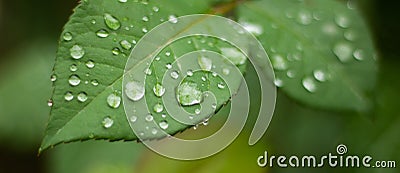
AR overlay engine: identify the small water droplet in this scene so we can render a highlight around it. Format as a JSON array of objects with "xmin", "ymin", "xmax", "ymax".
[
  {"xmin": 142, "ymin": 16, "xmax": 149, "ymax": 22},
  {"xmin": 159, "ymin": 121, "xmax": 169, "ymax": 130},
  {"xmin": 202, "ymin": 119, "xmax": 209, "ymax": 126},
  {"xmin": 217, "ymin": 83, "xmax": 226, "ymax": 89},
  {"xmin": 198, "ymin": 56, "xmax": 212, "ymax": 71},
  {"xmin": 153, "ymin": 83, "xmax": 166, "ymax": 97},
  {"xmin": 96, "ymin": 29, "xmax": 109, "ymax": 38},
  {"xmin": 125, "ymin": 81, "xmax": 145, "ymax": 101},
  {"xmin": 168, "ymin": 15, "xmax": 178, "ymax": 24},
  {"xmin": 145, "ymin": 114, "xmax": 154, "ymax": 122},
  {"xmin": 151, "ymin": 128, "xmax": 158, "ymax": 135},
  {"xmin": 77, "ymin": 92, "xmax": 88, "ymax": 102},
  {"xmin": 220, "ymin": 48, "xmax": 247, "ymax": 65},
  {"xmin": 212, "ymin": 72, "xmax": 218, "ymax": 77},
  {"xmin": 91, "ymin": 80, "xmax": 99, "ymax": 86},
  {"xmin": 63, "ymin": 32, "xmax": 73, "ymax": 41},
  {"xmin": 271, "ymin": 54, "xmax": 288, "ymax": 71},
  {"xmin": 313, "ymin": 70, "xmax": 327, "ymax": 82},
  {"xmin": 69, "ymin": 75, "xmax": 81, "ymax": 86},
  {"xmin": 201, "ymin": 76, "xmax": 207, "ymax": 82},
  {"xmin": 144, "ymin": 68, "xmax": 152, "ymax": 76},
  {"xmin": 64, "ymin": 92, "xmax": 74, "ymax": 101},
  {"xmin": 335, "ymin": 15, "xmax": 351, "ymax": 28},
  {"xmin": 297, "ymin": 10, "xmax": 312, "ymax": 25},
  {"xmin": 195, "ymin": 109, "xmax": 201, "ymax": 115},
  {"xmin": 153, "ymin": 103, "xmax": 164, "ymax": 113},
  {"xmin": 161, "ymin": 114, "xmax": 167, "ymax": 118},
  {"xmin": 118, "ymin": 0, "xmax": 127, "ymax": 3},
  {"xmin": 177, "ymin": 82, "xmax": 203, "ymax": 106},
  {"xmin": 112, "ymin": 47, "xmax": 121, "ymax": 55},
  {"xmin": 107, "ymin": 93, "xmax": 121, "ymax": 109},
  {"xmin": 211, "ymin": 103, "xmax": 217, "ymax": 109},
  {"xmin": 47, "ymin": 99, "xmax": 53, "ymax": 107},
  {"xmin": 152, "ymin": 6, "xmax": 159, "ymax": 12},
  {"xmin": 286, "ymin": 70, "xmax": 296, "ymax": 78},
  {"xmin": 102, "ymin": 117, "xmax": 114, "ymax": 129},
  {"xmin": 86, "ymin": 60, "xmax": 95, "ymax": 69},
  {"xmin": 333, "ymin": 42, "xmax": 353, "ymax": 62},
  {"xmin": 70, "ymin": 64, "xmax": 78, "ymax": 72},
  {"xmin": 51, "ymin": 74, "xmax": 57, "ymax": 82},
  {"xmin": 344, "ymin": 30, "xmax": 356, "ymax": 41},
  {"xmin": 104, "ymin": 13, "xmax": 121, "ymax": 30},
  {"xmin": 170, "ymin": 71, "xmax": 179, "ymax": 79},
  {"xmin": 186, "ymin": 70, "xmax": 194, "ymax": 77},
  {"xmin": 70, "ymin": 45, "xmax": 85, "ymax": 59},
  {"xmin": 130, "ymin": 116, "xmax": 137, "ymax": 123},
  {"xmin": 120, "ymin": 40, "xmax": 132, "ymax": 50},
  {"xmin": 353, "ymin": 49, "xmax": 364, "ymax": 61},
  {"xmin": 165, "ymin": 51, "xmax": 171, "ymax": 57},
  {"xmin": 142, "ymin": 27, "xmax": 148, "ymax": 33},
  {"xmin": 274, "ymin": 78, "xmax": 284, "ymax": 87},
  {"xmin": 91, "ymin": 19, "xmax": 96, "ymax": 25},
  {"xmin": 302, "ymin": 77, "xmax": 317, "ymax": 93},
  {"xmin": 166, "ymin": 63, "xmax": 172, "ymax": 69}
]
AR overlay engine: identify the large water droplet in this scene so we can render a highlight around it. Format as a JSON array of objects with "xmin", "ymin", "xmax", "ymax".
[
  {"xmin": 333, "ymin": 42, "xmax": 353, "ymax": 62},
  {"xmin": 77, "ymin": 92, "xmax": 88, "ymax": 102},
  {"xmin": 125, "ymin": 81, "xmax": 145, "ymax": 101},
  {"xmin": 153, "ymin": 83, "xmax": 165, "ymax": 97},
  {"xmin": 64, "ymin": 92, "xmax": 74, "ymax": 101},
  {"xmin": 158, "ymin": 121, "xmax": 168, "ymax": 130},
  {"xmin": 302, "ymin": 77, "xmax": 317, "ymax": 93},
  {"xmin": 177, "ymin": 82, "xmax": 203, "ymax": 106},
  {"xmin": 107, "ymin": 93, "xmax": 121, "ymax": 109},
  {"xmin": 69, "ymin": 75, "xmax": 81, "ymax": 86},
  {"xmin": 63, "ymin": 32, "xmax": 73, "ymax": 41},
  {"xmin": 96, "ymin": 29, "xmax": 109, "ymax": 38},
  {"xmin": 102, "ymin": 117, "xmax": 114, "ymax": 129},
  {"xmin": 271, "ymin": 54, "xmax": 288, "ymax": 71},
  {"xmin": 220, "ymin": 48, "xmax": 247, "ymax": 65},
  {"xmin": 70, "ymin": 45, "xmax": 85, "ymax": 59},
  {"xmin": 104, "ymin": 13, "xmax": 121, "ymax": 30},
  {"xmin": 153, "ymin": 103, "xmax": 164, "ymax": 113},
  {"xmin": 198, "ymin": 57, "xmax": 212, "ymax": 71}
]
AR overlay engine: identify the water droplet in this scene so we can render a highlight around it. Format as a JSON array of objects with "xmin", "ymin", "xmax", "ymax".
[
  {"xmin": 165, "ymin": 51, "xmax": 171, "ymax": 57},
  {"xmin": 107, "ymin": 93, "xmax": 121, "ymax": 108},
  {"xmin": 177, "ymin": 82, "xmax": 203, "ymax": 106},
  {"xmin": 240, "ymin": 21, "xmax": 263, "ymax": 36},
  {"xmin": 212, "ymin": 72, "xmax": 218, "ymax": 77},
  {"xmin": 271, "ymin": 54, "xmax": 288, "ymax": 71},
  {"xmin": 142, "ymin": 27, "xmax": 148, "ymax": 33},
  {"xmin": 69, "ymin": 75, "xmax": 81, "ymax": 86},
  {"xmin": 344, "ymin": 30, "xmax": 356, "ymax": 41},
  {"xmin": 302, "ymin": 77, "xmax": 317, "ymax": 93},
  {"xmin": 186, "ymin": 70, "xmax": 194, "ymax": 77},
  {"xmin": 297, "ymin": 10, "xmax": 312, "ymax": 25},
  {"xmin": 91, "ymin": 19, "xmax": 96, "ymax": 25},
  {"xmin": 201, "ymin": 76, "xmax": 207, "ymax": 82},
  {"xmin": 217, "ymin": 83, "xmax": 226, "ymax": 89},
  {"xmin": 77, "ymin": 92, "xmax": 88, "ymax": 102},
  {"xmin": 47, "ymin": 99, "xmax": 53, "ymax": 107},
  {"xmin": 166, "ymin": 63, "xmax": 172, "ymax": 69},
  {"xmin": 170, "ymin": 71, "xmax": 179, "ymax": 79},
  {"xmin": 322, "ymin": 23, "xmax": 338, "ymax": 35},
  {"xmin": 353, "ymin": 49, "xmax": 364, "ymax": 61},
  {"xmin": 347, "ymin": 0, "xmax": 356, "ymax": 10},
  {"xmin": 335, "ymin": 15, "xmax": 351, "ymax": 28},
  {"xmin": 202, "ymin": 119, "xmax": 209, "ymax": 126},
  {"xmin": 153, "ymin": 83, "xmax": 165, "ymax": 97},
  {"xmin": 69, "ymin": 64, "xmax": 78, "ymax": 72},
  {"xmin": 333, "ymin": 42, "xmax": 353, "ymax": 62},
  {"xmin": 118, "ymin": 0, "xmax": 127, "ymax": 3},
  {"xmin": 96, "ymin": 29, "xmax": 109, "ymax": 38},
  {"xmin": 195, "ymin": 109, "xmax": 201, "ymax": 115},
  {"xmin": 313, "ymin": 70, "xmax": 327, "ymax": 82},
  {"xmin": 104, "ymin": 13, "xmax": 121, "ymax": 30},
  {"xmin": 151, "ymin": 128, "xmax": 158, "ymax": 135},
  {"xmin": 161, "ymin": 114, "xmax": 167, "ymax": 118},
  {"xmin": 145, "ymin": 114, "xmax": 154, "ymax": 122},
  {"xmin": 142, "ymin": 16, "xmax": 149, "ymax": 22},
  {"xmin": 51, "ymin": 74, "xmax": 57, "ymax": 82},
  {"xmin": 198, "ymin": 57, "xmax": 212, "ymax": 71},
  {"xmin": 168, "ymin": 15, "xmax": 178, "ymax": 24},
  {"xmin": 86, "ymin": 60, "xmax": 95, "ymax": 69},
  {"xmin": 125, "ymin": 81, "xmax": 145, "ymax": 101},
  {"xmin": 112, "ymin": 47, "xmax": 121, "ymax": 55},
  {"xmin": 286, "ymin": 70, "xmax": 296, "ymax": 78},
  {"xmin": 130, "ymin": 116, "xmax": 137, "ymax": 123},
  {"xmin": 102, "ymin": 117, "xmax": 114, "ymax": 129},
  {"xmin": 159, "ymin": 121, "xmax": 169, "ymax": 130},
  {"xmin": 222, "ymin": 68, "xmax": 230, "ymax": 75},
  {"xmin": 220, "ymin": 48, "xmax": 247, "ymax": 65},
  {"xmin": 91, "ymin": 80, "xmax": 99, "ymax": 86},
  {"xmin": 274, "ymin": 78, "xmax": 284, "ymax": 87},
  {"xmin": 64, "ymin": 92, "xmax": 74, "ymax": 101},
  {"xmin": 211, "ymin": 103, "xmax": 217, "ymax": 109},
  {"xmin": 70, "ymin": 45, "xmax": 85, "ymax": 59},
  {"xmin": 153, "ymin": 103, "xmax": 164, "ymax": 113},
  {"xmin": 120, "ymin": 40, "xmax": 132, "ymax": 50},
  {"xmin": 63, "ymin": 32, "xmax": 73, "ymax": 41},
  {"xmin": 152, "ymin": 6, "xmax": 159, "ymax": 12},
  {"xmin": 144, "ymin": 68, "xmax": 152, "ymax": 76}
]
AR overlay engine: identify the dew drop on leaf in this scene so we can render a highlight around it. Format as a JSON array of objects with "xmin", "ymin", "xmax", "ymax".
[
  {"xmin": 220, "ymin": 48, "xmax": 247, "ymax": 65},
  {"xmin": 102, "ymin": 117, "xmax": 114, "ymax": 129},
  {"xmin": 353, "ymin": 49, "xmax": 364, "ymax": 61},
  {"xmin": 333, "ymin": 42, "xmax": 353, "ymax": 63},
  {"xmin": 64, "ymin": 92, "xmax": 74, "ymax": 101},
  {"xmin": 296, "ymin": 10, "xmax": 313, "ymax": 25},
  {"xmin": 153, "ymin": 103, "xmax": 164, "ymax": 113},
  {"xmin": 168, "ymin": 15, "xmax": 178, "ymax": 24},
  {"xmin": 91, "ymin": 80, "xmax": 99, "ymax": 86},
  {"xmin": 125, "ymin": 81, "xmax": 145, "ymax": 101},
  {"xmin": 217, "ymin": 83, "xmax": 226, "ymax": 89},
  {"xmin": 153, "ymin": 83, "xmax": 166, "ymax": 97},
  {"xmin": 86, "ymin": 60, "xmax": 95, "ymax": 69},
  {"xmin": 170, "ymin": 71, "xmax": 179, "ymax": 79},
  {"xmin": 271, "ymin": 54, "xmax": 288, "ymax": 71},
  {"xmin": 198, "ymin": 56, "xmax": 212, "ymax": 71},
  {"xmin": 302, "ymin": 77, "xmax": 317, "ymax": 93},
  {"xmin": 120, "ymin": 40, "xmax": 132, "ymax": 50},
  {"xmin": 77, "ymin": 92, "xmax": 88, "ymax": 102},
  {"xmin": 159, "ymin": 121, "xmax": 169, "ymax": 130},
  {"xmin": 47, "ymin": 99, "xmax": 53, "ymax": 107},
  {"xmin": 69, "ymin": 75, "xmax": 81, "ymax": 86},
  {"xmin": 70, "ymin": 45, "xmax": 85, "ymax": 59},
  {"xmin": 63, "ymin": 32, "xmax": 73, "ymax": 41},
  {"xmin": 177, "ymin": 82, "xmax": 203, "ymax": 106},
  {"xmin": 104, "ymin": 13, "xmax": 121, "ymax": 31},
  {"xmin": 107, "ymin": 93, "xmax": 121, "ymax": 109},
  {"xmin": 50, "ymin": 74, "xmax": 57, "ymax": 82},
  {"xmin": 313, "ymin": 70, "xmax": 327, "ymax": 82},
  {"xmin": 96, "ymin": 29, "xmax": 109, "ymax": 38},
  {"xmin": 130, "ymin": 116, "xmax": 137, "ymax": 123},
  {"xmin": 70, "ymin": 64, "xmax": 78, "ymax": 72},
  {"xmin": 112, "ymin": 47, "xmax": 121, "ymax": 55},
  {"xmin": 145, "ymin": 114, "xmax": 154, "ymax": 122}
]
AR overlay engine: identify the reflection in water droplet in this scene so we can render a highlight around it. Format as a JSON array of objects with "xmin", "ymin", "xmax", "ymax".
[
  {"xmin": 112, "ymin": 47, "xmax": 121, "ymax": 55},
  {"xmin": 220, "ymin": 48, "xmax": 247, "ymax": 65},
  {"xmin": 96, "ymin": 29, "xmax": 109, "ymax": 38},
  {"xmin": 142, "ymin": 27, "xmax": 148, "ymax": 33},
  {"xmin": 151, "ymin": 128, "xmax": 158, "ymax": 135},
  {"xmin": 166, "ymin": 63, "xmax": 172, "ymax": 69},
  {"xmin": 70, "ymin": 64, "xmax": 78, "ymax": 72},
  {"xmin": 47, "ymin": 99, "xmax": 53, "ymax": 107},
  {"xmin": 153, "ymin": 83, "xmax": 165, "ymax": 97},
  {"xmin": 104, "ymin": 13, "xmax": 121, "ymax": 30},
  {"xmin": 165, "ymin": 51, "xmax": 171, "ymax": 57},
  {"xmin": 333, "ymin": 42, "xmax": 353, "ymax": 62},
  {"xmin": 313, "ymin": 70, "xmax": 327, "ymax": 82},
  {"xmin": 130, "ymin": 116, "xmax": 137, "ymax": 123},
  {"xmin": 51, "ymin": 74, "xmax": 57, "ymax": 82},
  {"xmin": 107, "ymin": 93, "xmax": 121, "ymax": 108},
  {"xmin": 170, "ymin": 71, "xmax": 179, "ymax": 79},
  {"xmin": 120, "ymin": 40, "xmax": 132, "ymax": 50},
  {"xmin": 353, "ymin": 49, "xmax": 364, "ymax": 61},
  {"xmin": 70, "ymin": 45, "xmax": 85, "ymax": 59},
  {"xmin": 145, "ymin": 114, "xmax": 154, "ymax": 122},
  {"xmin": 186, "ymin": 70, "xmax": 193, "ymax": 77},
  {"xmin": 69, "ymin": 75, "xmax": 81, "ymax": 86},
  {"xmin": 274, "ymin": 78, "xmax": 283, "ymax": 87},
  {"xmin": 217, "ymin": 83, "xmax": 226, "ymax": 89},
  {"xmin": 86, "ymin": 60, "xmax": 95, "ymax": 69},
  {"xmin": 152, "ymin": 6, "xmax": 159, "ymax": 12},
  {"xmin": 198, "ymin": 57, "xmax": 212, "ymax": 71},
  {"xmin": 118, "ymin": 0, "xmax": 127, "ymax": 3},
  {"xmin": 77, "ymin": 92, "xmax": 88, "ymax": 102},
  {"xmin": 168, "ymin": 15, "xmax": 178, "ymax": 23},
  {"xmin": 302, "ymin": 77, "xmax": 317, "ymax": 93},
  {"xmin": 63, "ymin": 32, "xmax": 73, "ymax": 41},
  {"xmin": 102, "ymin": 117, "xmax": 114, "ymax": 129},
  {"xmin": 177, "ymin": 82, "xmax": 203, "ymax": 106},
  {"xmin": 144, "ymin": 68, "xmax": 152, "ymax": 75},
  {"xmin": 64, "ymin": 92, "xmax": 74, "ymax": 101},
  {"xmin": 159, "ymin": 121, "xmax": 169, "ymax": 130},
  {"xmin": 142, "ymin": 16, "xmax": 149, "ymax": 22},
  {"xmin": 153, "ymin": 103, "xmax": 164, "ymax": 113},
  {"xmin": 91, "ymin": 80, "xmax": 99, "ymax": 86},
  {"xmin": 125, "ymin": 81, "xmax": 145, "ymax": 101}
]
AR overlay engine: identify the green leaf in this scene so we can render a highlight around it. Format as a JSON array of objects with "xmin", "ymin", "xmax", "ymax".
[
  {"xmin": 41, "ymin": 0, "xmax": 245, "ymax": 151},
  {"xmin": 238, "ymin": 0, "xmax": 378, "ymax": 111}
]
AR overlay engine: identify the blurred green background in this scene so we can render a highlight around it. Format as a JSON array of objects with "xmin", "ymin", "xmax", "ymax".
[{"xmin": 0, "ymin": 0, "xmax": 399, "ymax": 172}]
